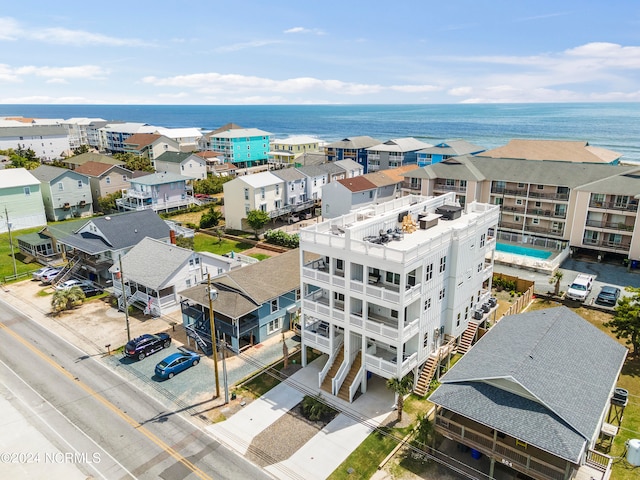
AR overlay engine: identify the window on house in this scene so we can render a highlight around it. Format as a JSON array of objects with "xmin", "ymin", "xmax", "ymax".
[
  {"xmin": 532, "ymin": 218, "xmax": 540, "ymax": 225},
  {"xmin": 105, "ymin": 176, "xmax": 111, "ymax": 184},
  {"xmin": 390, "ymin": 309, "xmax": 398, "ymax": 318},
  {"xmin": 456, "ymin": 313, "xmax": 461, "ymax": 327},
  {"xmin": 185, "ymin": 278, "xmax": 191, "ymax": 288},
  {"xmin": 425, "ymin": 263, "xmax": 433, "ymax": 281},
  {"xmin": 261, "ymin": 188, "xmax": 265, "ymax": 199},
  {"xmin": 275, "ymin": 185, "xmax": 279, "ymax": 195},
  {"xmin": 424, "ymin": 298, "xmax": 431, "ymax": 310},
  {"xmin": 439, "ymin": 288, "xmax": 446, "ymax": 300},
  {"xmin": 58, "ymin": 182, "xmax": 64, "ymax": 191},
  {"xmin": 516, "ymin": 199, "xmax": 523, "ymax": 205},
  {"xmin": 535, "ymin": 201, "xmax": 541, "ymax": 207},
  {"xmin": 24, "ymin": 187, "xmax": 31, "ymax": 196},
  {"xmin": 537, "ymin": 184, "xmax": 544, "ymax": 190},
  {"xmin": 267, "ymin": 317, "xmax": 282, "ymax": 334},
  {"xmin": 77, "ymin": 180, "xmax": 83, "ymax": 188},
  {"xmin": 423, "ymin": 333, "xmax": 429, "ymax": 347},
  {"xmin": 270, "ymin": 298, "xmax": 279, "ymax": 313},
  {"xmin": 480, "ymin": 233, "xmax": 486, "ymax": 248},
  {"xmin": 295, "ymin": 288, "xmax": 301, "ymax": 300},
  {"xmin": 122, "ymin": 175, "xmax": 127, "ymax": 182},
  {"xmin": 386, "ymin": 272, "xmax": 400, "ymax": 285},
  {"xmin": 336, "ymin": 259, "xmax": 344, "ymax": 271},
  {"xmin": 439, "ymin": 256, "xmax": 447, "ymax": 273}
]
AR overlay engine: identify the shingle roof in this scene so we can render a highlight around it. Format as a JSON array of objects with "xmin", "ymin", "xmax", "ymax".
[
  {"xmin": 74, "ymin": 161, "xmax": 127, "ymax": 177},
  {"xmin": 58, "ymin": 210, "xmax": 170, "ymax": 254},
  {"xmin": 367, "ymin": 137, "xmax": 433, "ymax": 152},
  {"xmin": 64, "ymin": 152, "xmax": 125, "ymax": 167},
  {"xmin": 575, "ymin": 169, "xmax": 640, "ymax": 196},
  {"xmin": 0, "ymin": 125, "xmax": 67, "ymax": 137},
  {"xmin": 317, "ymin": 162, "xmax": 345, "ymax": 175},
  {"xmin": 213, "ymin": 249, "xmax": 299, "ymax": 305},
  {"xmin": 108, "ymin": 237, "xmax": 192, "ymax": 290},
  {"xmin": 337, "ymin": 176, "xmax": 377, "ymax": 192},
  {"xmin": 209, "ymin": 127, "xmax": 271, "ymax": 138},
  {"xmin": 179, "ymin": 249, "xmax": 300, "ymax": 318},
  {"xmin": 271, "ymin": 168, "xmax": 307, "ymax": 182},
  {"xmin": 32, "ymin": 164, "xmax": 81, "ymax": 183},
  {"xmin": 429, "ymin": 307, "xmax": 627, "ymax": 463},
  {"xmin": 325, "ymin": 136, "xmax": 381, "ymax": 150},
  {"xmin": 478, "ymin": 139, "xmax": 622, "ymax": 163},
  {"xmin": 405, "ymin": 155, "xmax": 638, "ymax": 188},
  {"xmin": 155, "ymin": 152, "xmax": 195, "ymax": 164},
  {"xmin": 296, "ymin": 164, "xmax": 327, "ymax": 177},
  {"xmin": 132, "ymin": 172, "xmax": 186, "ymax": 185},
  {"xmin": 123, "ymin": 133, "xmax": 162, "ymax": 148},
  {"xmin": 364, "ymin": 171, "xmax": 399, "ymax": 187},
  {"xmin": 333, "ymin": 159, "xmax": 362, "ymax": 172},
  {"xmin": 418, "ymin": 139, "xmax": 485, "ymax": 155}
]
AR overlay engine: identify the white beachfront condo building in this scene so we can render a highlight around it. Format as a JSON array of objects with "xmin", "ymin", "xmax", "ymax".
[{"xmin": 299, "ymin": 192, "xmax": 499, "ymax": 402}]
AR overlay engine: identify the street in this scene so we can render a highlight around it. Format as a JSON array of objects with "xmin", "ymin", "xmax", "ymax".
[{"xmin": 0, "ymin": 298, "xmax": 270, "ymax": 480}]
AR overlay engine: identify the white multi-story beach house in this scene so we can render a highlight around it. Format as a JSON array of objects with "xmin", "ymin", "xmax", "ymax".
[{"xmin": 299, "ymin": 192, "xmax": 499, "ymax": 402}]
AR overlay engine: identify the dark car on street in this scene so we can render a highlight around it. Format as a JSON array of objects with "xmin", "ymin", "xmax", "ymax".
[
  {"xmin": 125, "ymin": 333, "xmax": 171, "ymax": 360},
  {"xmin": 596, "ymin": 286, "xmax": 621, "ymax": 306}
]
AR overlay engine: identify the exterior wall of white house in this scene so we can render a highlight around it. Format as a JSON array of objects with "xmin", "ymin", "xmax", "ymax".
[{"xmin": 299, "ymin": 193, "xmax": 499, "ymax": 400}]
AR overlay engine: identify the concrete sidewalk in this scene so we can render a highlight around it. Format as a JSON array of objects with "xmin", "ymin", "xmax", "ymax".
[{"xmin": 207, "ymin": 357, "xmax": 395, "ymax": 480}]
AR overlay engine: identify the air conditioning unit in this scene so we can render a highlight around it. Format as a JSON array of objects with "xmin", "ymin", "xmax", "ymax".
[
  {"xmin": 473, "ymin": 310, "xmax": 484, "ymax": 320},
  {"xmin": 488, "ymin": 297, "xmax": 497, "ymax": 307},
  {"xmin": 481, "ymin": 303, "xmax": 490, "ymax": 313}
]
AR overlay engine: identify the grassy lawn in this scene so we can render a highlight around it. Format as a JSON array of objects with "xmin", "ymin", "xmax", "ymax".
[
  {"xmin": 0, "ymin": 227, "xmax": 45, "ymax": 282},
  {"xmin": 193, "ymin": 233, "xmax": 254, "ymax": 256}
]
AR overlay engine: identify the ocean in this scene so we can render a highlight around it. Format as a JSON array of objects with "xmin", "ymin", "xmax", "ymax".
[{"xmin": 1, "ymin": 103, "xmax": 639, "ymax": 163}]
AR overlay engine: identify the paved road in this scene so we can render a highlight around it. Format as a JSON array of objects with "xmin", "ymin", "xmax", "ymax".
[{"xmin": 0, "ymin": 299, "xmax": 270, "ymax": 480}]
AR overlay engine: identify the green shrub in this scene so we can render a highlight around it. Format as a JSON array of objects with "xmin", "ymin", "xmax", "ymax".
[{"xmin": 263, "ymin": 229, "xmax": 299, "ymax": 248}]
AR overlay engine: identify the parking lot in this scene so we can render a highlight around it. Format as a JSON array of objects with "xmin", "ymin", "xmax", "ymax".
[{"xmin": 494, "ymin": 257, "xmax": 639, "ymax": 309}]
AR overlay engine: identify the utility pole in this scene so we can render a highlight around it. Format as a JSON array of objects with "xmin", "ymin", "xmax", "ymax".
[
  {"xmin": 5, "ymin": 207, "xmax": 17, "ymax": 278},
  {"xmin": 207, "ymin": 273, "xmax": 220, "ymax": 399},
  {"xmin": 118, "ymin": 254, "xmax": 131, "ymax": 342}
]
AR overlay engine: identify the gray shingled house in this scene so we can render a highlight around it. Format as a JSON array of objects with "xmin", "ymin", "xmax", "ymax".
[
  {"xmin": 108, "ymin": 237, "xmax": 242, "ymax": 316},
  {"xmin": 429, "ymin": 307, "xmax": 627, "ymax": 480},
  {"xmin": 56, "ymin": 210, "xmax": 171, "ymax": 285}
]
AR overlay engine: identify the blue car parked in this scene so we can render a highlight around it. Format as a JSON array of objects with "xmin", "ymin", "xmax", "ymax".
[{"xmin": 154, "ymin": 348, "xmax": 200, "ymax": 379}]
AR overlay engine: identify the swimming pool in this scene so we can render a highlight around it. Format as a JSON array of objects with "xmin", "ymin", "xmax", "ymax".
[{"xmin": 496, "ymin": 242, "xmax": 552, "ymax": 259}]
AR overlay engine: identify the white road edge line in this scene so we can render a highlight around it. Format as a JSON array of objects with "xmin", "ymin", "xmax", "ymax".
[{"xmin": 0, "ymin": 358, "xmax": 136, "ymax": 480}]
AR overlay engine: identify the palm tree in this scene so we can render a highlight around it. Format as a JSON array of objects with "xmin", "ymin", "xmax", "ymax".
[
  {"xmin": 51, "ymin": 286, "xmax": 85, "ymax": 313},
  {"xmin": 549, "ymin": 270, "xmax": 564, "ymax": 296},
  {"xmin": 386, "ymin": 375, "xmax": 414, "ymax": 422}
]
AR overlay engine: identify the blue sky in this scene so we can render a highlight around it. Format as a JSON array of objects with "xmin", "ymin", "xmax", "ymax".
[{"xmin": 1, "ymin": 0, "xmax": 640, "ymax": 105}]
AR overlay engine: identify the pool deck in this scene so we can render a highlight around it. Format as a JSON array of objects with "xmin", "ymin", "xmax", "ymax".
[{"xmin": 491, "ymin": 245, "xmax": 569, "ymax": 275}]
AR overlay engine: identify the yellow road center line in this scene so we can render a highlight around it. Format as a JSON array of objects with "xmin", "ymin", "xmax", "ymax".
[{"xmin": 0, "ymin": 321, "xmax": 214, "ymax": 480}]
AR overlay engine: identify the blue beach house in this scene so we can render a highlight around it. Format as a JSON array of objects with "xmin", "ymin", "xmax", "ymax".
[
  {"xmin": 416, "ymin": 139, "xmax": 486, "ymax": 167},
  {"xmin": 201, "ymin": 123, "xmax": 271, "ymax": 169},
  {"xmin": 178, "ymin": 249, "xmax": 301, "ymax": 354}
]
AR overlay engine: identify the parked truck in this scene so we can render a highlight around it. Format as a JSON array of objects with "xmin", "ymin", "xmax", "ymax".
[{"xmin": 566, "ymin": 273, "xmax": 594, "ymax": 302}]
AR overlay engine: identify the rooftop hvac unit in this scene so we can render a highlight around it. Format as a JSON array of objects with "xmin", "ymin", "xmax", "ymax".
[
  {"xmin": 488, "ymin": 297, "xmax": 497, "ymax": 307},
  {"xmin": 481, "ymin": 303, "xmax": 490, "ymax": 313},
  {"xmin": 435, "ymin": 205, "xmax": 463, "ymax": 220},
  {"xmin": 473, "ymin": 310, "xmax": 483, "ymax": 320}
]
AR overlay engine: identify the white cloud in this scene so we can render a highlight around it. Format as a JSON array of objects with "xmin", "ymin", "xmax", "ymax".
[
  {"xmin": 0, "ymin": 95, "xmax": 98, "ymax": 104},
  {"xmin": 143, "ymin": 72, "xmax": 391, "ymax": 96},
  {"xmin": 0, "ymin": 17, "xmax": 21, "ymax": 40},
  {"xmin": 0, "ymin": 17, "xmax": 151, "ymax": 46},
  {"xmin": 215, "ymin": 39, "xmax": 282, "ymax": 53},
  {"xmin": 15, "ymin": 65, "xmax": 109, "ymax": 79},
  {"xmin": 284, "ymin": 26, "xmax": 326, "ymax": 35},
  {"xmin": 46, "ymin": 78, "xmax": 69, "ymax": 84}
]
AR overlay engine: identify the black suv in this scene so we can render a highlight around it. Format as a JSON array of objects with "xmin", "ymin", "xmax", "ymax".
[{"xmin": 125, "ymin": 333, "xmax": 171, "ymax": 360}]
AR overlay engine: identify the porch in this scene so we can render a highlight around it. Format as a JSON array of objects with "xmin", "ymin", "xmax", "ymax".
[{"xmin": 434, "ymin": 410, "xmax": 612, "ymax": 480}]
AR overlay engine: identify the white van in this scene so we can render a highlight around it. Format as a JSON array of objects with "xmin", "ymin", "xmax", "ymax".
[{"xmin": 566, "ymin": 274, "xmax": 594, "ymax": 301}]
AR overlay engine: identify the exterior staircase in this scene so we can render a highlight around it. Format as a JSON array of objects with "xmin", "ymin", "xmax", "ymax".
[
  {"xmin": 52, "ymin": 255, "xmax": 82, "ymax": 286},
  {"xmin": 337, "ymin": 355, "xmax": 362, "ymax": 402},
  {"xmin": 457, "ymin": 321, "xmax": 480, "ymax": 355},
  {"xmin": 320, "ymin": 348, "xmax": 344, "ymax": 394},
  {"xmin": 413, "ymin": 355, "xmax": 440, "ymax": 397}
]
